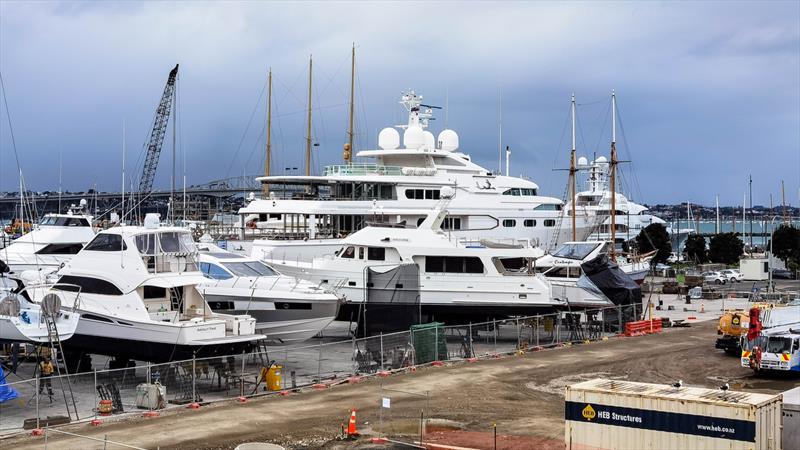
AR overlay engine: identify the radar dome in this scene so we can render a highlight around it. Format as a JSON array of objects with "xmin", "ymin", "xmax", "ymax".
[
  {"xmin": 595, "ymin": 156, "xmax": 608, "ymax": 164},
  {"xmin": 144, "ymin": 213, "xmax": 161, "ymax": 229},
  {"xmin": 378, "ymin": 127, "xmax": 400, "ymax": 150},
  {"xmin": 403, "ymin": 126, "xmax": 425, "ymax": 149},
  {"xmin": 438, "ymin": 129, "xmax": 459, "ymax": 152},
  {"xmin": 79, "ymin": 198, "xmax": 88, "ymax": 207},
  {"xmin": 577, "ymin": 156, "xmax": 588, "ymax": 166},
  {"xmin": 423, "ymin": 131, "xmax": 435, "ymax": 150}
]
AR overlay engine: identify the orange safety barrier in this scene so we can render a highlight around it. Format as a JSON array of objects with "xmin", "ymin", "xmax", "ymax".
[{"xmin": 624, "ymin": 319, "xmax": 663, "ymax": 337}]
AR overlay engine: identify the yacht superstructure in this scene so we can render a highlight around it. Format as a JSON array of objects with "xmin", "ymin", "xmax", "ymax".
[
  {"xmin": 26, "ymin": 221, "xmax": 262, "ymax": 362},
  {"xmin": 1, "ymin": 201, "xmax": 95, "ymax": 273},
  {"xmin": 233, "ymin": 91, "xmax": 594, "ymax": 262}
]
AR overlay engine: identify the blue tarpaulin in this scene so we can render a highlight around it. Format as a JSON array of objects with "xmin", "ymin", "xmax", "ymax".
[{"xmin": 0, "ymin": 368, "xmax": 19, "ymax": 403}]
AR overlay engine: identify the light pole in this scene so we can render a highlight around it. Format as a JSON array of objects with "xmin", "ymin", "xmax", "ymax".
[{"xmin": 768, "ymin": 215, "xmax": 779, "ymax": 293}]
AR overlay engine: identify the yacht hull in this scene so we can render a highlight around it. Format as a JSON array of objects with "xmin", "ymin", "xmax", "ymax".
[
  {"xmin": 0, "ymin": 312, "xmax": 79, "ymax": 344},
  {"xmin": 202, "ymin": 294, "xmax": 339, "ymax": 345}
]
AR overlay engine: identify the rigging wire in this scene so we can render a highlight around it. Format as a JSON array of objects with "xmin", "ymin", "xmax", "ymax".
[{"xmin": 224, "ymin": 78, "xmax": 268, "ymax": 179}]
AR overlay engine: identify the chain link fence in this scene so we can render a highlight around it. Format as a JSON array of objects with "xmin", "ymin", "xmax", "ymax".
[{"xmin": 0, "ymin": 303, "xmax": 644, "ymax": 434}]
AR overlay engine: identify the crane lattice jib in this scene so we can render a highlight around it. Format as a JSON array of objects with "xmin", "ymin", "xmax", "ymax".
[{"xmin": 138, "ymin": 64, "xmax": 179, "ymax": 194}]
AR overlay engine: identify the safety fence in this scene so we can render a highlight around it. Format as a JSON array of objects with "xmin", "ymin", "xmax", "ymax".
[{"xmin": 0, "ymin": 303, "xmax": 643, "ymax": 436}]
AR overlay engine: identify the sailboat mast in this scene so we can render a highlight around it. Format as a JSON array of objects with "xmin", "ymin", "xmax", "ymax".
[
  {"xmin": 498, "ymin": 89, "xmax": 502, "ymax": 174},
  {"xmin": 263, "ymin": 68, "xmax": 273, "ymax": 196},
  {"xmin": 609, "ymin": 91, "xmax": 617, "ymax": 260},
  {"xmin": 782, "ymin": 180, "xmax": 787, "ymax": 223},
  {"xmin": 715, "ymin": 195, "xmax": 720, "ymax": 234},
  {"xmin": 305, "ymin": 55, "xmax": 313, "ymax": 177},
  {"xmin": 570, "ymin": 93, "xmax": 577, "ymax": 241},
  {"xmin": 345, "ymin": 44, "xmax": 355, "ymax": 164}
]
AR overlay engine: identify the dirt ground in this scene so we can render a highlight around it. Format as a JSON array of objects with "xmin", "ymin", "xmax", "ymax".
[{"xmin": 4, "ymin": 321, "xmax": 798, "ymax": 450}]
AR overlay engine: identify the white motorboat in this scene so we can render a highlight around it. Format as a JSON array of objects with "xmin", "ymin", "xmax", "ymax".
[
  {"xmin": 195, "ymin": 243, "xmax": 341, "ymax": 345},
  {"xmin": 230, "ymin": 90, "xmax": 594, "ymax": 262},
  {"xmin": 266, "ymin": 202, "xmax": 564, "ymax": 332},
  {"xmin": 1, "ymin": 201, "xmax": 95, "ymax": 273},
  {"xmin": 0, "ymin": 276, "xmax": 80, "ymax": 344},
  {"xmin": 26, "ymin": 219, "xmax": 263, "ymax": 363}
]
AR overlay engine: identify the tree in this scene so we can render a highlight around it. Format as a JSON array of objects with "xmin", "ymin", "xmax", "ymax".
[
  {"xmin": 771, "ymin": 225, "xmax": 800, "ymax": 271},
  {"xmin": 709, "ymin": 232, "xmax": 743, "ymax": 265},
  {"xmin": 634, "ymin": 223, "xmax": 671, "ymax": 265},
  {"xmin": 683, "ymin": 234, "xmax": 708, "ymax": 263}
]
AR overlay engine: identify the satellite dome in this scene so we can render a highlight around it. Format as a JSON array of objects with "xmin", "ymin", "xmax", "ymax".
[
  {"xmin": 577, "ymin": 156, "xmax": 588, "ymax": 166},
  {"xmin": 378, "ymin": 127, "xmax": 400, "ymax": 150},
  {"xmin": 423, "ymin": 131, "xmax": 435, "ymax": 150},
  {"xmin": 79, "ymin": 198, "xmax": 88, "ymax": 207},
  {"xmin": 438, "ymin": 129, "xmax": 459, "ymax": 152},
  {"xmin": 595, "ymin": 156, "xmax": 608, "ymax": 164},
  {"xmin": 144, "ymin": 213, "xmax": 161, "ymax": 229},
  {"xmin": 403, "ymin": 126, "xmax": 425, "ymax": 149}
]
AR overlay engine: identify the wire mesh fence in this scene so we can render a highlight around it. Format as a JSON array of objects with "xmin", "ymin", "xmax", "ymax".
[{"xmin": 0, "ymin": 303, "xmax": 643, "ymax": 434}]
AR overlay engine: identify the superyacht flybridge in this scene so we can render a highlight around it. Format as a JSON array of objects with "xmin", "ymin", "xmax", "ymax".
[{"xmin": 235, "ymin": 91, "xmax": 595, "ymax": 262}]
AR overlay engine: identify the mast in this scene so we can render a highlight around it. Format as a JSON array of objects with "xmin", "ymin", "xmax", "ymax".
[
  {"xmin": 742, "ymin": 193, "xmax": 746, "ymax": 243},
  {"xmin": 498, "ymin": 89, "xmax": 502, "ymax": 174},
  {"xmin": 749, "ymin": 174, "xmax": 753, "ymax": 250},
  {"xmin": 782, "ymin": 180, "xmax": 787, "ymax": 223},
  {"xmin": 305, "ymin": 55, "xmax": 313, "ymax": 177},
  {"xmin": 263, "ymin": 68, "xmax": 273, "ymax": 196},
  {"xmin": 570, "ymin": 93, "xmax": 577, "ymax": 241},
  {"xmin": 344, "ymin": 44, "xmax": 355, "ymax": 164},
  {"xmin": 609, "ymin": 91, "xmax": 617, "ymax": 260},
  {"xmin": 715, "ymin": 195, "xmax": 720, "ymax": 234}
]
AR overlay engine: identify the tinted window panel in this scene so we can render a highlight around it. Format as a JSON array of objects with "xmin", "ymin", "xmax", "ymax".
[
  {"xmin": 84, "ymin": 234, "xmax": 126, "ymax": 251},
  {"xmin": 55, "ymin": 275, "xmax": 123, "ymax": 295},
  {"xmin": 464, "ymin": 257, "xmax": 484, "ymax": 273},
  {"xmin": 425, "ymin": 256, "xmax": 444, "ymax": 272},
  {"xmin": 36, "ymin": 243, "xmax": 84, "ymax": 255},
  {"xmin": 367, "ymin": 247, "xmax": 386, "ymax": 261}
]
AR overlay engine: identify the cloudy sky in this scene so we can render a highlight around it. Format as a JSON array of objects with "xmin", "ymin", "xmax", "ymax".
[{"xmin": 1, "ymin": 1, "xmax": 798, "ymax": 207}]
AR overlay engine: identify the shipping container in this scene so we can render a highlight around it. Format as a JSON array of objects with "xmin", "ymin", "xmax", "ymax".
[
  {"xmin": 782, "ymin": 386, "xmax": 800, "ymax": 450},
  {"xmin": 565, "ymin": 379, "xmax": 782, "ymax": 450}
]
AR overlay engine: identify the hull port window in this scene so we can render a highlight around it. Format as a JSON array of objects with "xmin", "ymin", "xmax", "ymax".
[
  {"xmin": 502, "ymin": 219, "xmax": 516, "ymax": 228},
  {"xmin": 524, "ymin": 219, "xmax": 536, "ymax": 227}
]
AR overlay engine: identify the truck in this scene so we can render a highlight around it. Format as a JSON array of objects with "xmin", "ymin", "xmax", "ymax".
[
  {"xmin": 741, "ymin": 304, "xmax": 800, "ymax": 373},
  {"xmin": 715, "ymin": 310, "xmax": 750, "ymax": 355}
]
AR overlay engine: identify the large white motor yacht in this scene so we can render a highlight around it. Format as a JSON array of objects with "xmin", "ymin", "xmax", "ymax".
[
  {"xmin": 266, "ymin": 202, "xmax": 564, "ymax": 331},
  {"xmin": 1, "ymin": 201, "xmax": 95, "ymax": 273},
  {"xmin": 195, "ymin": 243, "xmax": 340, "ymax": 345},
  {"xmin": 229, "ymin": 91, "xmax": 594, "ymax": 262},
  {"xmin": 26, "ymin": 218, "xmax": 262, "ymax": 362}
]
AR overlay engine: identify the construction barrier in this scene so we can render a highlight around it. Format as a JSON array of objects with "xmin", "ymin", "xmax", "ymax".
[{"xmin": 624, "ymin": 319, "xmax": 663, "ymax": 337}]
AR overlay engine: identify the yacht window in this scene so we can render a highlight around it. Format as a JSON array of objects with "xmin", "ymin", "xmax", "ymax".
[
  {"xmin": 535, "ymin": 204, "xmax": 563, "ymax": 211},
  {"xmin": 502, "ymin": 188, "xmax": 537, "ymax": 196},
  {"xmin": 425, "ymin": 256, "xmax": 444, "ymax": 272},
  {"xmin": 417, "ymin": 218, "xmax": 425, "ymax": 227},
  {"xmin": 341, "ymin": 246, "xmax": 355, "ymax": 259},
  {"xmin": 159, "ymin": 232, "xmax": 182, "ymax": 253},
  {"xmin": 552, "ymin": 243, "xmax": 599, "ymax": 259},
  {"xmin": 497, "ymin": 257, "xmax": 527, "ymax": 271},
  {"xmin": 425, "ymin": 256, "xmax": 483, "ymax": 274},
  {"xmin": 358, "ymin": 247, "xmax": 365, "ymax": 259},
  {"xmin": 222, "ymin": 261, "xmax": 279, "ymax": 277},
  {"xmin": 367, "ymin": 247, "xmax": 386, "ymax": 261},
  {"xmin": 54, "ymin": 275, "xmax": 123, "ymax": 295},
  {"xmin": 135, "ymin": 234, "xmax": 158, "ymax": 255},
  {"xmin": 65, "ymin": 217, "xmax": 89, "ymax": 227},
  {"xmin": 543, "ymin": 219, "xmax": 556, "ymax": 227},
  {"xmin": 524, "ymin": 219, "xmax": 536, "ymax": 227},
  {"xmin": 502, "ymin": 219, "xmax": 516, "ymax": 228},
  {"xmin": 464, "ymin": 257, "xmax": 484, "ymax": 273},
  {"xmin": 143, "ymin": 286, "xmax": 167, "ymax": 299},
  {"xmin": 36, "ymin": 243, "xmax": 84, "ymax": 255},
  {"xmin": 442, "ymin": 217, "xmax": 461, "ymax": 230},
  {"xmin": 84, "ymin": 234, "xmax": 127, "ymax": 251},
  {"xmin": 200, "ymin": 262, "xmax": 233, "ymax": 280},
  {"xmin": 546, "ymin": 267, "xmax": 571, "ymax": 278}
]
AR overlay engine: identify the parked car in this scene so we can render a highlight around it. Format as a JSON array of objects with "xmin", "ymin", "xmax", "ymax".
[
  {"xmin": 720, "ymin": 269, "xmax": 742, "ymax": 283},
  {"xmin": 771, "ymin": 268, "xmax": 797, "ymax": 280},
  {"xmin": 702, "ymin": 271, "xmax": 727, "ymax": 285}
]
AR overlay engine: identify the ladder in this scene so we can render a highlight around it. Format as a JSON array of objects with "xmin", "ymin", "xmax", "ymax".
[{"xmin": 42, "ymin": 300, "xmax": 79, "ymax": 422}]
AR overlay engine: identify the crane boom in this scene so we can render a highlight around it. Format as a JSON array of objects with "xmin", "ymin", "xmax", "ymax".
[{"xmin": 138, "ymin": 64, "xmax": 179, "ymax": 194}]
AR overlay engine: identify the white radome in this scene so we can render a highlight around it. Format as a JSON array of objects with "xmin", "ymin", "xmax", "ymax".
[
  {"xmin": 378, "ymin": 127, "xmax": 400, "ymax": 150},
  {"xmin": 578, "ymin": 156, "xmax": 589, "ymax": 166},
  {"xmin": 423, "ymin": 131, "xmax": 435, "ymax": 150},
  {"xmin": 595, "ymin": 156, "xmax": 608, "ymax": 164},
  {"xmin": 438, "ymin": 129, "xmax": 459, "ymax": 152},
  {"xmin": 403, "ymin": 126, "xmax": 425, "ymax": 149}
]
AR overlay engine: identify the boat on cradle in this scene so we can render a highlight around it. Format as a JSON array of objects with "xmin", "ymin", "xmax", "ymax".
[
  {"xmin": 266, "ymin": 202, "xmax": 566, "ymax": 334},
  {"xmin": 0, "ymin": 201, "xmax": 95, "ymax": 273},
  {"xmin": 228, "ymin": 90, "xmax": 595, "ymax": 262},
  {"xmin": 195, "ymin": 242, "xmax": 341, "ymax": 345},
  {"xmin": 25, "ymin": 218, "xmax": 263, "ymax": 363},
  {"xmin": 0, "ymin": 276, "xmax": 80, "ymax": 344},
  {"xmin": 534, "ymin": 241, "xmax": 643, "ymax": 310}
]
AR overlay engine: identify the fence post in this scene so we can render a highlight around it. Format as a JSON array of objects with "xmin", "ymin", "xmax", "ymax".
[
  {"xmin": 380, "ymin": 333, "xmax": 384, "ymax": 371},
  {"xmin": 411, "ymin": 329, "xmax": 416, "ymax": 367},
  {"xmin": 35, "ymin": 375, "xmax": 40, "ymax": 430},
  {"xmin": 317, "ymin": 341, "xmax": 323, "ymax": 382},
  {"xmin": 192, "ymin": 352, "xmax": 197, "ymax": 403},
  {"xmin": 93, "ymin": 369, "xmax": 98, "ymax": 421},
  {"xmin": 435, "ymin": 325, "xmax": 439, "ymax": 361},
  {"xmin": 618, "ymin": 305, "xmax": 622, "ymax": 334},
  {"xmin": 493, "ymin": 319, "xmax": 497, "ymax": 354},
  {"xmin": 515, "ymin": 318, "xmax": 520, "ymax": 350},
  {"xmin": 469, "ymin": 322, "xmax": 473, "ymax": 358},
  {"xmin": 535, "ymin": 315, "xmax": 540, "ymax": 347},
  {"xmin": 44, "ymin": 425, "xmax": 48, "ymax": 449}
]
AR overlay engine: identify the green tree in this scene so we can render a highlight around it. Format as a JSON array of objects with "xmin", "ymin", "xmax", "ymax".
[
  {"xmin": 771, "ymin": 224, "xmax": 800, "ymax": 271},
  {"xmin": 634, "ymin": 223, "xmax": 671, "ymax": 265},
  {"xmin": 683, "ymin": 234, "xmax": 708, "ymax": 263},
  {"xmin": 709, "ymin": 232, "xmax": 743, "ymax": 265}
]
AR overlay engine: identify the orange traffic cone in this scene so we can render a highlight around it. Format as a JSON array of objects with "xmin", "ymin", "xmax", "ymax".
[{"xmin": 347, "ymin": 408, "xmax": 359, "ymax": 437}]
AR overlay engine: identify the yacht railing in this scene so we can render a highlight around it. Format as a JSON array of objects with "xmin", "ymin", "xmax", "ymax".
[{"xmin": 323, "ymin": 164, "xmax": 404, "ymax": 176}]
